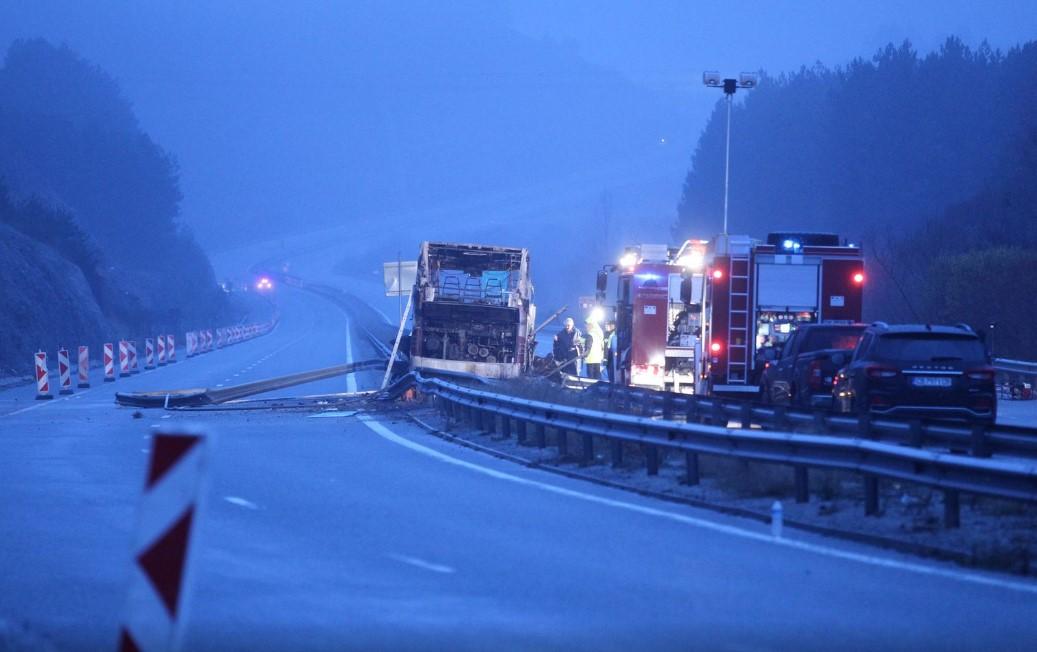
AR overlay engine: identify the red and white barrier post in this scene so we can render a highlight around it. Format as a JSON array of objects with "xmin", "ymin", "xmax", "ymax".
[
  {"xmin": 57, "ymin": 347, "xmax": 73, "ymax": 395},
  {"xmin": 104, "ymin": 343, "xmax": 116, "ymax": 382},
  {"xmin": 35, "ymin": 351, "xmax": 52, "ymax": 400},
  {"xmin": 119, "ymin": 430, "xmax": 207, "ymax": 652},
  {"xmin": 215, "ymin": 328, "xmax": 224, "ymax": 349},
  {"xmin": 145, "ymin": 339, "xmax": 155, "ymax": 369},
  {"xmin": 166, "ymin": 335, "xmax": 176, "ymax": 363},
  {"xmin": 119, "ymin": 341, "xmax": 131, "ymax": 377},
  {"xmin": 157, "ymin": 334, "xmax": 167, "ymax": 366},
  {"xmin": 78, "ymin": 345, "xmax": 90, "ymax": 388},
  {"xmin": 205, "ymin": 329, "xmax": 213, "ymax": 352},
  {"xmin": 129, "ymin": 341, "xmax": 139, "ymax": 374}
]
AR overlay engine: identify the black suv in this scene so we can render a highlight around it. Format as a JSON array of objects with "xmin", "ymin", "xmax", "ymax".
[{"xmin": 833, "ymin": 323, "xmax": 996, "ymax": 423}]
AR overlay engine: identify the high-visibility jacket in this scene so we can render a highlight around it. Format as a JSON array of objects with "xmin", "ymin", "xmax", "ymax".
[{"xmin": 584, "ymin": 323, "xmax": 605, "ymax": 364}]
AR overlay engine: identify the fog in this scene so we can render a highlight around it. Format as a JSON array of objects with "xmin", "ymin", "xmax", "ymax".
[{"xmin": 2, "ymin": 0, "xmax": 1036, "ymax": 320}]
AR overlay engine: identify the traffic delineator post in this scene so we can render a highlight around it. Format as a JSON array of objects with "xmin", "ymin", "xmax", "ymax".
[
  {"xmin": 157, "ymin": 335, "xmax": 167, "ymax": 366},
  {"xmin": 58, "ymin": 347, "xmax": 73, "ymax": 395},
  {"xmin": 35, "ymin": 351, "xmax": 52, "ymax": 400},
  {"xmin": 166, "ymin": 335, "xmax": 176, "ymax": 363},
  {"xmin": 78, "ymin": 345, "xmax": 90, "ymax": 388},
  {"xmin": 104, "ymin": 343, "xmax": 116, "ymax": 382},
  {"xmin": 145, "ymin": 339, "xmax": 155, "ymax": 369},
  {"xmin": 129, "ymin": 341, "xmax": 139, "ymax": 374},
  {"xmin": 119, "ymin": 341, "xmax": 131, "ymax": 377},
  {"xmin": 119, "ymin": 430, "xmax": 207, "ymax": 652}
]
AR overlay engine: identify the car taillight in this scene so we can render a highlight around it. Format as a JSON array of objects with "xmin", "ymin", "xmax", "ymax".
[
  {"xmin": 808, "ymin": 360, "xmax": 823, "ymax": 389},
  {"xmin": 966, "ymin": 368, "xmax": 995, "ymax": 381},
  {"xmin": 866, "ymin": 366, "xmax": 897, "ymax": 379}
]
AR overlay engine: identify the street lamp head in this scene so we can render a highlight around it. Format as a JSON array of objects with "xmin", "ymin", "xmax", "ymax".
[
  {"xmin": 738, "ymin": 72, "xmax": 759, "ymax": 88},
  {"xmin": 703, "ymin": 71, "xmax": 722, "ymax": 87}
]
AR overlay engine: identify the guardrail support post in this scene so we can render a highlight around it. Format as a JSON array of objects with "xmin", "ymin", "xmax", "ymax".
[
  {"xmin": 611, "ymin": 439, "xmax": 623, "ymax": 468},
  {"xmin": 812, "ymin": 410, "xmax": 826, "ymax": 433},
  {"xmin": 640, "ymin": 392, "xmax": 653, "ymax": 417},
  {"xmin": 858, "ymin": 413, "xmax": 873, "ymax": 439},
  {"xmin": 686, "ymin": 400, "xmax": 699, "ymax": 424},
  {"xmin": 581, "ymin": 433, "xmax": 594, "ymax": 465},
  {"xmin": 794, "ymin": 466, "xmax": 809, "ymax": 503},
  {"xmin": 740, "ymin": 402, "xmax": 752, "ymax": 429},
  {"xmin": 535, "ymin": 423, "xmax": 546, "ymax": 448},
  {"xmin": 501, "ymin": 416, "xmax": 512, "ymax": 439},
  {"xmin": 557, "ymin": 428, "xmax": 568, "ymax": 458},
  {"xmin": 943, "ymin": 490, "xmax": 960, "ymax": 529},
  {"xmin": 516, "ymin": 419, "xmax": 528, "ymax": 445},
  {"xmin": 864, "ymin": 476, "xmax": 879, "ymax": 516},
  {"xmin": 970, "ymin": 424, "xmax": 991, "ymax": 458},
  {"xmin": 712, "ymin": 401, "xmax": 726, "ymax": 427},
  {"xmin": 773, "ymin": 405, "xmax": 788, "ymax": 430},
  {"xmin": 645, "ymin": 445, "xmax": 659, "ymax": 476},
  {"xmin": 684, "ymin": 452, "xmax": 700, "ymax": 485},
  {"xmin": 908, "ymin": 419, "xmax": 924, "ymax": 447},
  {"xmin": 662, "ymin": 393, "xmax": 674, "ymax": 420}
]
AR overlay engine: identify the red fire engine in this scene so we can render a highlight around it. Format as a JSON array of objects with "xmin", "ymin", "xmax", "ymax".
[
  {"xmin": 701, "ymin": 232, "xmax": 864, "ymax": 395},
  {"xmin": 599, "ymin": 232, "xmax": 863, "ymax": 395},
  {"xmin": 597, "ymin": 240, "xmax": 708, "ymax": 393}
]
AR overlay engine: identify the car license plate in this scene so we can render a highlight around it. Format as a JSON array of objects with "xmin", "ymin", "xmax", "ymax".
[{"xmin": 912, "ymin": 376, "xmax": 952, "ymax": 388}]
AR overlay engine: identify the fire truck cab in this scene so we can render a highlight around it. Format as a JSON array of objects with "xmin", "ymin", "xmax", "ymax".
[{"xmin": 701, "ymin": 232, "xmax": 864, "ymax": 396}]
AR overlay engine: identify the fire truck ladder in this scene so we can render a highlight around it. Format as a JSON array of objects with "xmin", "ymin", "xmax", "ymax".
[{"xmin": 726, "ymin": 256, "xmax": 750, "ymax": 384}]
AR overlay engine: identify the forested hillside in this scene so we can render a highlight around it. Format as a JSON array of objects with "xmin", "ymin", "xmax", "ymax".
[
  {"xmin": 677, "ymin": 38, "xmax": 1037, "ymax": 358},
  {"xmin": 0, "ymin": 39, "xmax": 226, "ymax": 374}
]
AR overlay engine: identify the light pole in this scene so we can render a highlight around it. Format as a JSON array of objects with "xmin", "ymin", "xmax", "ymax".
[{"xmin": 703, "ymin": 71, "xmax": 758, "ymax": 235}]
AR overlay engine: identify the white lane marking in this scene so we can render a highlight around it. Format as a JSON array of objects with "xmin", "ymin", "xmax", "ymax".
[
  {"xmin": 359, "ymin": 415, "xmax": 1037, "ymax": 596},
  {"xmin": 224, "ymin": 496, "xmax": 259, "ymax": 510},
  {"xmin": 3, "ymin": 385, "xmax": 95, "ymax": 417},
  {"xmin": 215, "ymin": 384, "xmax": 225, "ymax": 388},
  {"xmin": 345, "ymin": 318, "xmax": 357, "ymax": 393},
  {"xmin": 307, "ymin": 410, "xmax": 359, "ymax": 418},
  {"xmin": 386, "ymin": 553, "xmax": 456, "ymax": 574}
]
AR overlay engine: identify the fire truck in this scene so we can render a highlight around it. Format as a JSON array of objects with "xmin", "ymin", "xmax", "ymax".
[
  {"xmin": 701, "ymin": 232, "xmax": 863, "ymax": 395},
  {"xmin": 596, "ymin": 240, "xmax": 708, "ymax": 393},
  {"xmin": 600, "ymin": 232, "xmax": 864, "ymax": 395}
]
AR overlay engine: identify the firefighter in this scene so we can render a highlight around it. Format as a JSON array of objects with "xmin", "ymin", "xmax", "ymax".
[
  {"xmin": 604, "ymin": 320, "xmax": 617, "ymax": 381},
  {"xmin": 583, "ymin": 316, "xmax": 605, "ymax": 379},
  {"xmin": 552, "ymin": 317, "xmax": 582, "ymax": 376}
]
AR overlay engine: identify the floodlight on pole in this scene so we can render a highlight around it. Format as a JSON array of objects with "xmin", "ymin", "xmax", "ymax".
[{"xmin": 703, "ymin": 71, "xmax": 758, "ymax": 235}]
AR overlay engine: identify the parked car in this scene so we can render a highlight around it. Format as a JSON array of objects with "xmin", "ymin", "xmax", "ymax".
[
  {"xmin": 759, "ymin": 323, "xmax": 866, "ymax": 407},
  {"xmin": 832, "ymin": 322, "xmax": 996, "ymax": 423}
]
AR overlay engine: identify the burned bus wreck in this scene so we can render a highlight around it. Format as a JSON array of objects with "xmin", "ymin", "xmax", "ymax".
[{"xmin": 410, "ymin": 242, "xmax": 535, "ymax": 379}]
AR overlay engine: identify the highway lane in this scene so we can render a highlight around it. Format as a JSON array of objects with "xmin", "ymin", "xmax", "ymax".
[{"xmin": 2, "ymin": 285, "xmax": 1036, "ymax": 651}]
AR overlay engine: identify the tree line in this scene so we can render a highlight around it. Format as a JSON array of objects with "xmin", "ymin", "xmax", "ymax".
[{"xmin": 677, "ymin": 37, "xmax": 1037, "ymax": 359}]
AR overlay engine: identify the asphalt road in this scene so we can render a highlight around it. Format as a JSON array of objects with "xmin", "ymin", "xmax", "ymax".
[{"xmin": 2, "ymin": 284, "xmax": 1036, "ymax": 652}]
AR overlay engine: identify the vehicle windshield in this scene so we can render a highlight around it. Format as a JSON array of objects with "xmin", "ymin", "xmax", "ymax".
[
  {"xmin": 799, "ymin": 327, "xmax": 865, "ymax": 353},
  {"xmin": 873, "ymin": 333, "xmax": 986, "ymax": 362}
]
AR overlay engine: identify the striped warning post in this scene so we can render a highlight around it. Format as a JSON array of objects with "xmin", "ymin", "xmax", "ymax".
[
  {"xmin": 157, "ymin": 335, "xmax": 167, "ymax": 366},
  {"xmin": 215, "ymin": 328, "xmax": 224, "ymax": 349},
  {"xmin": 104, "ymin": 343, "xmax": 116, "ymax": 382},
  {"xmin": 205, "ymin": 330, "xmax": 213, "ymax": 352},
  {"xmin": 145, "ymin": 339, "xmax": 155, "ymax": 369},
  {"xmin": 35, "ymin": 351, "xmax": 52, "ymax": 400},
  {"xmin": 57, "ymin": 347, "xmax": 73, "ymax": 395},
  {"xmin": 78, "ymin": 345, "xmax": 91, "ymax": 388},
  {"xmin": 119, "ymin": 341, "xmax": 131, "ymax": 377},
  {"xmin": 166, "ymin": 335, "xmax": 176, "ymax": 363},
  {"xmin": 129, "ymin": 341, "xmax": 139, "ymax": 374},
  {"xmin": 119, "ymin": 431, "xmax": 206, "ymax": 652}
]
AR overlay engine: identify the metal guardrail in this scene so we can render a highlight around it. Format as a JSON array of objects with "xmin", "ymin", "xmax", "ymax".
[
  {"xmin": 579, "ymin": 382, "xmax": 1037, "ymax": 459},
  {"xmin": 994, "ymin": 357, "xmax": 1037, "ymax": 375},
  {"xmin": 406, "ymin": 372, "xmax": 1037, "ymax": 529}
]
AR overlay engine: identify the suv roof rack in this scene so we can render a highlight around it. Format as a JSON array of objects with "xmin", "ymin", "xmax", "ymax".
[
  {"xmin": 870, "ymin": 321, "xmax": 889, "ymax": 329},
  {"xmin": 954, "ymin": 322, "xmax": 974, "ymax": 332}
]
